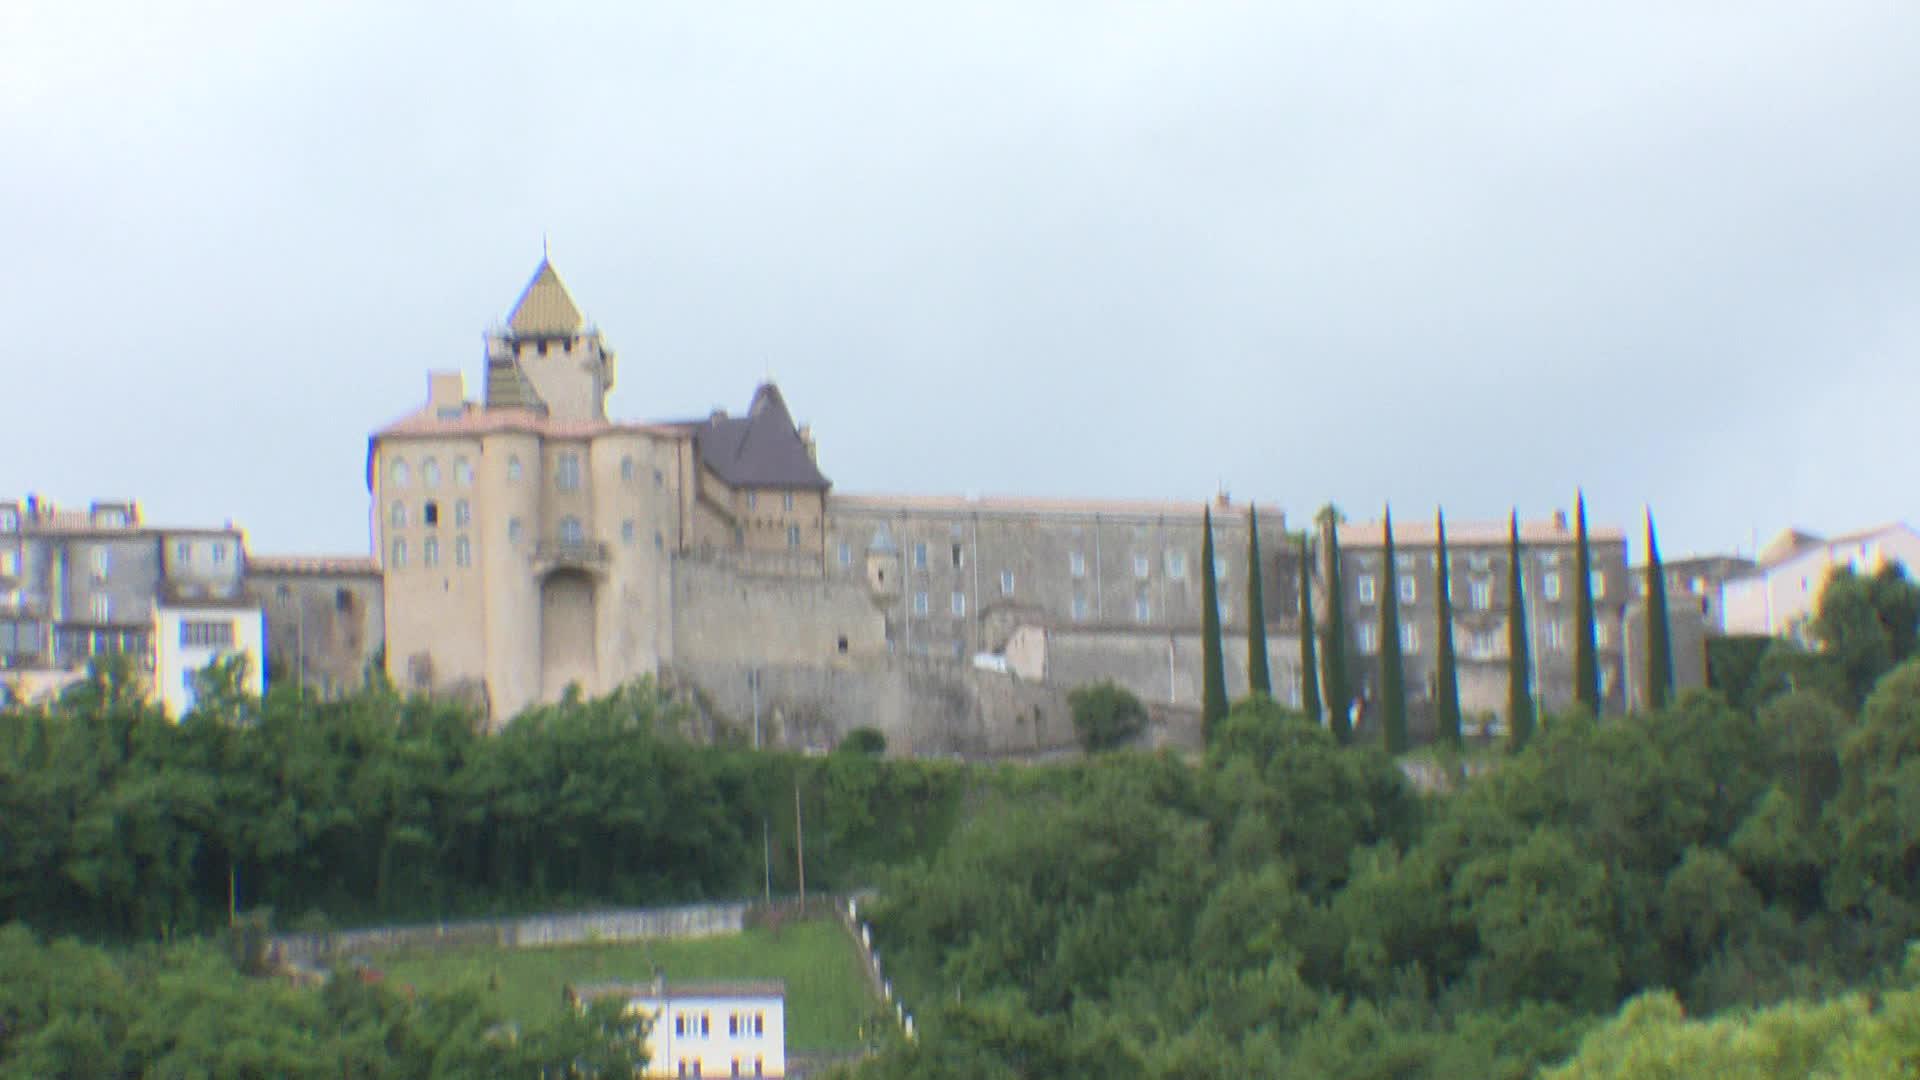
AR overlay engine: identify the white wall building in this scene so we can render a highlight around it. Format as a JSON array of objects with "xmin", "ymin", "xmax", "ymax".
[
  {"xmin": 1720, "ymin": 523, "xmax": 1920, "ymax": 639},
  {"xmin": 151, "ymin": 598, "xmax": 265, "ymax": 718},
  {"xmin": 571, "ymin": 980, "xmax": 786, "ymax": 1079}
]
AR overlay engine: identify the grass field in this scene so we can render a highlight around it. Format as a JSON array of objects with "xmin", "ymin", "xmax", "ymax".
[{"xmin": 368, "ymin": 919, "xmax": 882, "ymax": 1051}]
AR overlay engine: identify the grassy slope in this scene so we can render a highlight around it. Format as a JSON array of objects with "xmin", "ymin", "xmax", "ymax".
[{"xmin": 369, "ymin": 920, "xmax": 883, "ymax": 1051}]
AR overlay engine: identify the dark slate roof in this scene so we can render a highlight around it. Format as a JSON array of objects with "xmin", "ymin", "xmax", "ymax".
[{"xmin": 692, "ymin": 383, "xmax": 829, "ymax": 490}]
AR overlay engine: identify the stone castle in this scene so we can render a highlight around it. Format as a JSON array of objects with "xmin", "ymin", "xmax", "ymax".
[{"xmin": 4, "ymin": 261, "xmax": 1694, "ymax": 753}]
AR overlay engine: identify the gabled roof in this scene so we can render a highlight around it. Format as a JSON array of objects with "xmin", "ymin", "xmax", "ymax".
[
  {"xmin": 1757, "ymin": 528, "xmax": 1825, "ymax": 568},
  {"xmin": 507, "ymin": 260, "xmax": 583, "ymax": 337},
  {"xmin": 689, "ymin": 383, "xmax": 830, "ymax": 490}
]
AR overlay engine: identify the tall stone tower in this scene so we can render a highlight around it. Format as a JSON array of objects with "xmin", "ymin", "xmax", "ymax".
[{"xmin": 484, "ymin": 261, "xmax": 617, "ymax": 422}]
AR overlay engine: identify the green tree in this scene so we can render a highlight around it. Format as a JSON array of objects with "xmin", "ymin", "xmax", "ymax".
[
  {"xmin": 1068, "ymin": 681, "xmax": 1149, "ymax": 753},
  {"xmin": 837, "ymin": 727, "xmax": 888, "ymax": 755},
  {"xmin": 1378, "ymin": 507, "xmax": 1409, "ymax": 754},
  {"xmin": 1643, "ymin": 511, "xmax": 1675, "ymax": 711},
  {"xmin": 1573, "ymin": 491, "xmax": 1602, "ymax": 714},
  {"xmin": 1812, "ymin": 562, "xmax": 1920, "ymax": 708},
  {"xmin": 1433, "ymin": 509, "xmax": 1462, "ymax": 747},
  {"xmin": 1508, "ymin": 511, "xmax": 1536, "ymax": 751},
  {"xmin": 1299, "ymin": 537, "xmax": 1324, "ymax": 727},
  {"xmin": 1246, "ymin": 508, "xmax": 1272, "ymax": 698},
  {"xmin": 1201, "ymin": 506, "xmax": 1230, "ymax": 740},
  {"xmin": 1318, "ymin": 505, "xmax": 1354, "ymax": 744}
]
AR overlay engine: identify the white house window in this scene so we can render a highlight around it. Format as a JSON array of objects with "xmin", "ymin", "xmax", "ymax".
[
  {"xmin": 454, "ymin": 456, "xmax": 473, "ymax": 487},
  {"xmin": 784, "ymin": 492, "xmax": 796, "ymax": 512},
  {"xmin": 455, "ymin": 536, "xmax": 471, "ymax": 567},
  {"xmin": 1357, "ymin": 574, "xmax": 1376, "ymax": 603},
  {"xmin": 1358, "ymin": 624, "xmax": 1378, "ymax": 655},
  {"xmin": 1070, "ymin": 552, "xmax": 1086, "ymax": 578},
  {"xmin": 1072, "ymin": 593, "xmax": 1089, "ymax": 620},
  {"xmin": 211, "ymin": 542, "xmax": 226, "ymax": 566},
  {"xmin": 560, "ymin": 516, "xmax": 585, "ymax": 546},
  {"xmin": 508, "ymin": 517, "xmax": 523, "ymax": 546},
  {"xmin": 556, "ymin": 452, "xmax": 582, "ymax": 491},
  {"xmin": 422, "ymin": 458, "xmax": 441, "ymax": 488},
  {"xmin": 913, "ymin": 591, "xmax": 929, "ymax": 615},
  {"xmin": 951, "ymin": 591, "xmax": 966, "ymax": 616},
  {"xmin": 622, "ymin": 520, "xmax": 637, "ymax": 544},
  {"xmin": 91, "ymin": 594, "xmax": 110, "ymax": 622},
  {"xmin": 390, "ymin": 458, "xmax": 410, "ymax": 488},
  {"xmin": 1401, "ymin": 622, "xmax": 1420, "ymax": 653},
  {"xmin": 1000, "ymin": 570, "xmax": 1015, "ymax": 595},
  {"xmin": 1591, "ymin": 571, "xmax": 1606, "ymax": 599},
  {"xmin": 1544, "ymin": 572, "xmax": 1563, "ymax": 601},
  {"xmin": 1133, "ymin": 555, "xmax": 1150, "ymax": 578},
  {"xmin": 454, "ymin": 500, "xmax": 471, "ymax": 527},
  {"xmin": 788, "ymin": 525, "xmax": 802, "ymax": 548},
  {"xmin": 179, "ymin": 619, "xmax": 235, "ymax": 648},
  {"xmin": 1470, "ymin": 579, "xmax": 1492, "ymax": 610},
  {"xmin": 1400, "ymin": 577, "xmax": 1416, "ymax": 603},
  {"xmin": 838, "ymin": 542, "xmax": 852, "ymax": 567},
  {"xmin": 913, "ymin": 542, "xmax": 928, "ymax": 569},
  {"xmin": 1166, "ymin": 551, "xmax": 1187, "ymax": 579},
  {"xmin": 176, "ymin": 541, "xmax": 191, "ymax": 564},
  {"xmin": 507, "ymin": 455, "xmax": 522, "ymax": 482},
  {"xmin": 391, "ymin": 538, "xmax": 408, "ymax": 568}
]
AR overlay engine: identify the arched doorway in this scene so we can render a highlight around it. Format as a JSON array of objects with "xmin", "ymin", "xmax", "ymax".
[{"xmin": 540, "ymin": 569, "xmax": 597, "ymax": 700}]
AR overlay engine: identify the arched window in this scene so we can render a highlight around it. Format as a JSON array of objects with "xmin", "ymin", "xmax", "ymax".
[
  {"xmin": 560, "ymin": 516, "xmax": 585, "ymax": 546},
  {"xmin": 390, "ymin": 458, "xmax": 410, "ymax": 488},
  {"xmin": 390, "ymin": 538, "xmax": 408, "ymax": 568},
  {"xmin": 621, "ymin": 456, "xmax": 635, "ymax": 482},
  {"xmin": 390, "ymin": 501, "xmax": 406, "ymax": 529},
  {"xmin": 507, "ymin": 455, "xmax": 522, "ymax": 482},
  {"xmin": 423, "ymin": 537, "xmax": 440, "ymax": 567},
  {"xmin": 455, "ymin": 536, "xmax": 471, "ymax": 567},
  {"xmin": 453, "ymin": 456, "xmax": 473, "ymax": 487},
  {"xmin": 422, "ymin": 457, "xmax": 441, "ymax": 489}
]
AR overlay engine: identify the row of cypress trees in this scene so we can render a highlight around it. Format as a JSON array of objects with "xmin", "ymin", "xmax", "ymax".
[{"xmin": 1196, "ymin": 494, "xmax": 1679, "ymax": 752}]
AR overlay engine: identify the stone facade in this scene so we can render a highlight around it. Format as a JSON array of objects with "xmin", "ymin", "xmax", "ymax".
[{"xmin": 247, "ymin": 556, "xmax": 385, "ymax": 699}]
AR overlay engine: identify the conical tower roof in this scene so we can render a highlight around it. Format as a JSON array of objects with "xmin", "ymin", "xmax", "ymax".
[{"xmin": 507, "ymin": 260, "xmax": 584, "ymax": 336}]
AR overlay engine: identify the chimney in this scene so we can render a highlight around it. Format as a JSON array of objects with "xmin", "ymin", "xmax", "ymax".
[
  {"xmin": 428, "ymin": 371, "xmax": 466, "ymax": 418},
  {"xmin": 1553, "ymin": 509, "xmax": 1569, "ymax": 532},
  {"xmin": 798, "ymin": 424, "xmax": 816, "ymax": 463}
]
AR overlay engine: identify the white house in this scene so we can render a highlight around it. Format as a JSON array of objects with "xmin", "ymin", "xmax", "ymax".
[
  {"xmin": 569, "ymin": 979, "xmax": 786, "ymax": 1079},
  {"xmin": 151, "ymin": 597, "xmax": 265, "ymax": 718},
  {"xmin": 1720, "ymin": 523, "xmax": 1920, "ymax": 639}
]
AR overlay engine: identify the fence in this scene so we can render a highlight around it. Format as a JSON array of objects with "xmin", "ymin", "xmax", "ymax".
[{"xmin": 270, "ymin": 900, "xmax": 750, "ymax": 968}]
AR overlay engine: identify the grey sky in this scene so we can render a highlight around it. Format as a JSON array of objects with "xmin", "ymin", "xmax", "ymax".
[{"xmin": 3, "ymin": 3, "xmax": 1917, "ymax": 560}]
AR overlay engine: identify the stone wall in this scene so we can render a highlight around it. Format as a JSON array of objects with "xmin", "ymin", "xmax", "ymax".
[
  {"xmin": 271, "ymin": 900, "xmax": 749, "ymax": 968},
  {"xmin": 671, "ymin": 556, "xmax": 888, "ymax": 669}
]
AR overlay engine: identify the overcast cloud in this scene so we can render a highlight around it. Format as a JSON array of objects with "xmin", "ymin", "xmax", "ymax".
[{"xmin": 3, "ymin": 2, "xmax": 1917, "ymax": 559}]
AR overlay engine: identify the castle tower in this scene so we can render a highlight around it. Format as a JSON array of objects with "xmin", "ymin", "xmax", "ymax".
[{"xmin": 485, "ymin": 260, "xmax": 617, "ymax": 422}]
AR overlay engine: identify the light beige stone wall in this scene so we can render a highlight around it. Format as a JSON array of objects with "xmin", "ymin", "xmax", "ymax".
[{"xmin": 670, "ymin": 557, "xmax": 886, "ymax": 669}]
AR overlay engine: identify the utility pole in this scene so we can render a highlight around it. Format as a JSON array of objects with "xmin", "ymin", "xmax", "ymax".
[
  {"xmin": 762, "ymin": 817, "xmax": 772, "ymax": 904},
  {"xmin": 794, "ymin": 780, "xmax": 806, "ymax": 908}
]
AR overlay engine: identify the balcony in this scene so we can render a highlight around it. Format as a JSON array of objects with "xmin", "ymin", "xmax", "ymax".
[{"xmin": 532, "ymin": 540, "xmax": 610, "ymax": 576}]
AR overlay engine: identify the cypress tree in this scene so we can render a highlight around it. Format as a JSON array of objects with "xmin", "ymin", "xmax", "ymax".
[
  {"xmin": 1299, "ymin": 537, "xmax": 1323, "ymax": 726},
  {"xmin": 1318, "ymin": 506, "xmax": 1353, "ymax": 744},
  {"xmin": 1573, "ymin": 491, "xmax": 1602, "ymax": 714},
  {"xmin": 1246, "ymin": 508, "xmax": 1272, "ymax": 698},
  {"xmin": 1507, "ymin": 511, "xmax": 1536, "ymax": 750},
  {"xmin": 1433, "ymin": 509, "xmax": 1462, "ymax": 746},
  {"xmin": 1644, "ymin": 510, "xmax": 1675, "ymax": 711},
  {"xmin": 1378, "ymin": 507, "xmax": 1409, "ymax": 754},
  {"xmin": 1199, "ymin": 506, "xmax": 1229, "ymax": 740}
]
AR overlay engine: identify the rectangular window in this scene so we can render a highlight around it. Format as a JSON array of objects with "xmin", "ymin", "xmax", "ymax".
[
  {"xmin": 1072, "ymin": 593, "xmax": 1088, "ymax": 621},
  {"xmin": 507, "ymin": 518, "xmax": 523, "ymax": 546},
  {"xmin": 838, "ymin": 542, "xmax": 852, "ymax": 567},
  {"xmin": 422, "ymin": 501, "xmax": 439, "ymax": 527},
  {"xmin": 913, "ymin": 542, "xmax": 928, "ymax": 569},
  {"xmin": 391, "ymin": 502, "xmax": 407, "ymax": 529},
  {"xmin": 179, "ymin": 619, "xmax": 235, "ymax": 648},
  {"xmin": 1135, "ymin": 592, "xmax": 1150, "ymax": 622},
  {"xmin": 0, "ymin": 508, "xmax": 16, "ymax": 532},
  {"xmin": 1358, "ymin": 623, "xmax": 1378, "ymax": 655},
  {"xmin": 951, "ymin": 542, "xmax": 964, "ymax": 569},
  {"xmin": 1402, "ymin": 622, "xmax": 1420, "ymax": 653},
  {"xmin": 1470, "ymin": 579, "xmax": 1492, "ymax": 611},
  {"xmin": 1591, "ymin": 571, "xmax": 1606, "ymax": 599},
  {"xmin": 391, "ymin": 538, "xmax": 407, "ymax": 568},
  {"xmin": 952, "ymin": 591, "xmax": 966, "ymax": 616},
  {"xmin": 1166, "ymin": 551, "xmax": 1186, "ymax": 579},
  {"xmin": 1544, "ymin": 571, "xmax": 1563, "ymax": 601},
  {"xmin": 211, "ymin": 542, "xmax": 227, "ymax": 565},
  {"xmin": 176, "ymin": 540, "xmax": 191, "ymax": 564},
  {"xmin": 913, "ymin": 591, "xmax": 929, "ymax": 615},
  {"xmin": 784, "ymin": 492, "xmax": 796, "ymax": 511},
  {"xmin": 746, "ymin": 491, "xmax": 758, "ymax": 510},
  {"xmin": 91, "ymin": 594, "xmax": 110, "ymax": 622},
  {"xmin": 1596, "ymin": 621, "xmax": 1611, "ymax": 647},
  {"xmin": 654, "ymin": 468, "xmax": 665, "ymax": 489},
  {"xmin": 1215, "ymin": 558, "xmax": 1228, "ymax": 581},
  {"xmin": 455, "ymin": 536, "xmax": 471, "ymax": 567},
  {"xmin": 454, "ymin": 500, "xmax": 471, "ymax": 527},
  {"xmin": 556, "ymin": 451, "xmax": 582, "ymax": 491},
  {"xmin": 622, "ymin": 520, "xmax": 637, "ymax": 544},
  {"xmin": 1000, "ymin": 570, "xmax": 1014, "ymax": 595},
  {"xmin": 423, "ymin": 537, "xmax": 439, "ymax": 567},
  {"xmin": 1069, "ymin": 552, "xmax": 1086, "ymax": 578},
  {"xmin": 91, "ymin": 548, "xmax": 109, "ymax": 578},
  {"xmin": 1357, "ymin": 574, "xmax": 1376, "ymax": 603},
  {"xmin": 1546, "ymin": 619, "xmax": 1567, "ymax": 652},
  {"xmin": 1133, "ymin": 554, "xmax": 1150, "ymax": 578},
  {"xmin": 788, "ymin": 525, "xmax": 802, "ymax": 548}
]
